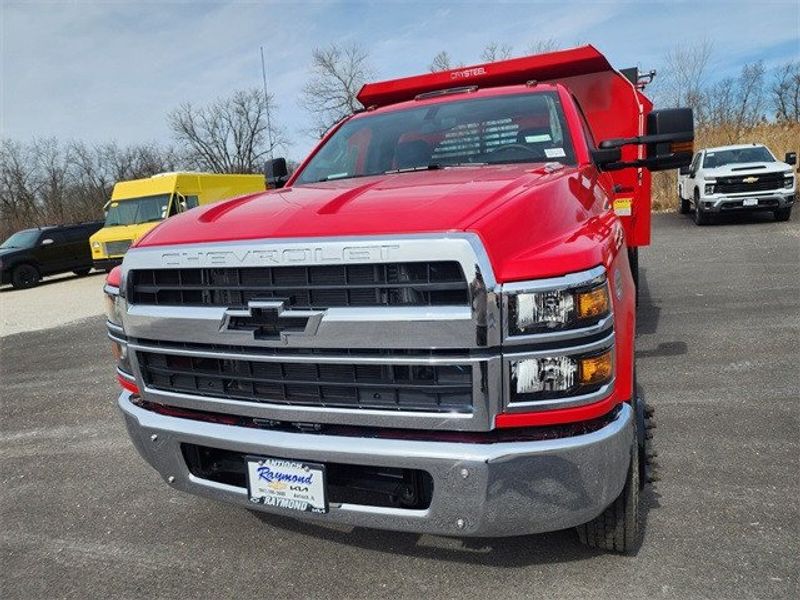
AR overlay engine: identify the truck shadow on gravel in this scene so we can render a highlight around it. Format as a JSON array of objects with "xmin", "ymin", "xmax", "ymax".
[
  {"xmin": 635, "ymin": 266, "xmax": 687, "ymax": 358},
  {"xmin": 249, "ymin": 488, "xmax": 660, "ymax": 566}
]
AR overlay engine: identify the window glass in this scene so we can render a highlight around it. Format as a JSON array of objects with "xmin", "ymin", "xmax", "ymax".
[
  {"xmin": 703, "ymin": 146, "xmax": 775, "ymax": 168},
  {"xmin": 104, "ymin": 194, "xmax": 171, "ymax": 226},
  {"xmin": 294, "ymin": 92, "xmax": 575, "ymax": 185},
  {"xmin": 1, "ymin": 230, "xmax": 40, "ymax": 249}
]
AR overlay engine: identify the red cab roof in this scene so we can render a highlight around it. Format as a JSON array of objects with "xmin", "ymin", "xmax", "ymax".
[{"xmin": 357, "ymin": 45, "xmax": 614, "ymax": 108}]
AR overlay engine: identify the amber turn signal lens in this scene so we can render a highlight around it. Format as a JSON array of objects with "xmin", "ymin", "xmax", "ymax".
[
  {"xmin": 579, "ymin": 351, "xmax": 613, "ymax": 386},
  {"xmin": 670, "ymin": 141, "xmax": 694, "ymax": 154},
  {"xmin": 576, "ymin": 286, "xmax": 609, "ymax": 320}
]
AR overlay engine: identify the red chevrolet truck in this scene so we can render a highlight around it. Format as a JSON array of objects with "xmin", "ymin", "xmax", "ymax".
[{"xmin": 105, "ymin": 46, "xmax": 693, "ymax": 552}]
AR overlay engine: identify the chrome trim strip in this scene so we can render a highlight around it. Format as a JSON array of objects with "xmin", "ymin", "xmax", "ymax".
[
  {"xmin": 127, "ymin": 339, "xmax": 483, "ymax": 365},
  {"xmin": 116, "ymin": 368, "xmax": 136, "ymax": 383},
  {"xmin": 505, "ymin": 381, "xmax": 615, "ymax": 412},
  {"xmin": 106, "ymin": 320, "xmax": 126, "ymax": 337},
  {"xmin": 502, "ymin": 314, "xmax": 614, "ymax": 346},
  {"xmin": 502, "ymin": 332, "xmax": 614, "ymax": 359},
  {"xmin": 502, "ymin": 265, "xmax": 606, "ymax": 294}
]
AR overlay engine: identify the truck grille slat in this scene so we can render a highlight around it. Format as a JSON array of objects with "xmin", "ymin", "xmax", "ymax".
[
  {"xmin": 138, "ymin": 351, "xmax": 473, "ymax": 413},
  {"xmin": 129, "ymin": 261, "xmax": 469, "ymax": 308}
]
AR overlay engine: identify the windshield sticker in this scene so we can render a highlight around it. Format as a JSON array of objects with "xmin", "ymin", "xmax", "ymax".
[
  {"xmin": 545, "ymin": 148, "xmax": 566, "ymax": 158},
  {"xmin": 525, "ymin": 134, "xmax": 552, "ymax": 143}
]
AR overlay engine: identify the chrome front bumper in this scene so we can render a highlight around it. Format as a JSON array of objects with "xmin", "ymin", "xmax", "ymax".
[
  {"xmin": 119, "ymin": 392, "xmax": 633, "ymax": 537},
  {"xmin": 702, "ymin": 192, "xmax": 795, "ymax": 212}
]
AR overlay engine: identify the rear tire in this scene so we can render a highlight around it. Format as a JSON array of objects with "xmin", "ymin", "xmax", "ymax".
[
  {"xmin": 576, "ymin": 421, "xmax": 641, "ymax": 553},
  {"xmin": 679, "ymin": 192, "xmax": 691, "ymax": 214},
  {"xmin": 774, "ymin": 207, "xmax": 792, "ymax": 222},
  {"xmin": 73, "ymin": 268, "xmax": 91, "ymax": 277},
  {"xmin": 11, "ymin": 263, "xmax": 41, "ymax": 289}
]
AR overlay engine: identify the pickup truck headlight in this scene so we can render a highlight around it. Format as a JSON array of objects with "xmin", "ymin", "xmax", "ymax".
[
  {"xmin": 104, "ymin": 287, "xmax": 124, "ymax": 326},
  {"xmin": 507, "ymin": 273, "xmax": 610, "ymax": 336},
  {"xmin": 511, "ymin": 348, "xmax": 613, "ymax": 402},
  {"xmin": 785, "ymin": 175, "xmax": 795, "ymax": 189},
  {"xmin": 704, "ymin": 182, "xmax": 715, "ymax": 195}
]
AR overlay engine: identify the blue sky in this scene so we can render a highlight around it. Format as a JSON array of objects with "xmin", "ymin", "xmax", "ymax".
[{"xmin": 2, "ymin": 0, "xmax": 799, "ymax": 160}]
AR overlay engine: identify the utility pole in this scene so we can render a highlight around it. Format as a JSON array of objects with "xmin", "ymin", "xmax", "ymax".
[{"xmin": 260, "ymin": 45, "xmax": 275, "ymax": 160}]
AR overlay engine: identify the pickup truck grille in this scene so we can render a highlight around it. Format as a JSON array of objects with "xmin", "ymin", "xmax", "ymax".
[
  {"xmin": 128, "ymin": 262, "xmax": 468, "ymax": 309},
  {"xmin": 137, "ymin": 351, "xmax": 473, "ymax": 413},
  {"xmin": 105, "ymin": 240, "xmax": 133, "ymax": 256},
  {"xmin": 715, "ymin": 173, "xmax": 785, "ymax": 194}
]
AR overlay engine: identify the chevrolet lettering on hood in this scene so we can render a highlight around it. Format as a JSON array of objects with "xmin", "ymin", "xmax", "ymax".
[{"xmin": 160, "ymin": 244, "xmax": 401, "ymax": 267}]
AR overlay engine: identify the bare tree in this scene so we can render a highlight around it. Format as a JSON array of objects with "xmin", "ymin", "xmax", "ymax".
[
  {"xmin": 481, "ymin": 42, "xmax": 513, "ymax": 63},
  {"xmin": 300, "ymin": 43, "xmax": 373, "ymax": 137},
  {"xmin": 706, "ymin": 61, "xmax": 767, "ymax": 141},
  {"xmin": 527, "ymin": 38, "xmax": 559, "ymax": 55},
  {"xmin": 429, "ymin": 50, "xmax": 454, "ymax": 72},
  {"xmin": 772, "ymin": 61, "xmax": 800, "ymax": 123},
  {"xmin": 169, "ymin": 88, "xmax": 284, "ymax": 173},
  {"xmin": 656, "ymin": 39, "xmax": 713, "ymax": 124},
  {"xmin": 0, "ymin": 139, "xmax": 41, "ymax": 233}
]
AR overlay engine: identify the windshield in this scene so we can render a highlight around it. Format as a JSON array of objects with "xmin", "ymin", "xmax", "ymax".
[
  {"xmin": 294, "ymin": 92, "xmax": 576, "ymax": 185},
  {"xmin": 104, "ymin": 194, "xmax": 171, "ymax": 226},
  {"xmin": 703, "ymin": 147, "xmax": 775, "ymax": 168},
  {"xmin": 1, "ymin": 230, "xmax": 40, "ymax": 249}
]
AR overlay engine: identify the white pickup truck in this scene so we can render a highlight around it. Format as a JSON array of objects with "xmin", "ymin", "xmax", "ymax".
[{"xmin": 678, "ymin": 144, "xmax": 796, "ymax": 225}]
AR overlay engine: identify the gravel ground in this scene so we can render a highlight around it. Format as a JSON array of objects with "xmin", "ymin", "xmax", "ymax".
[
  {"xmin": 1, "ymin": 212, "xmax": 798, "ymax": 599},
  {"xmin": 0, "ymin": 271, "xmax": 107, "ymax": 336}
]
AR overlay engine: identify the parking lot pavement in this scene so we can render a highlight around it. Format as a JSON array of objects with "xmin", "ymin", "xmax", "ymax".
[
  {"xmin": 0, "ymin": 271, "xmax": 107, "ymax": 336},
  {"xmin": 1, "ymin": 212, "xmax": 798, "ymax": 600}
]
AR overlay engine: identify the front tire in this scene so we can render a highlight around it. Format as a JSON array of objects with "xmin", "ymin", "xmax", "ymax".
[
  {"xmin": 11, "ymin": 263, "xmax": 41, "ymax": 289},
  {"xmin": 576, "ymin": 428, "xmax": 640, "ymax": 553},
  {"xmin": 774, "ymin": 207, "xmax": 792, "ymax": 222},
  {"xmin": 693, "ymin": 190, "xmax": 712, "ymax": 226}
]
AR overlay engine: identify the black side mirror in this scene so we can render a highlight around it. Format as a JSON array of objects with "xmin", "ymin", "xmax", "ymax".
[
  {"xmin": 645, "ymin": 108, "xmax": 695, "ymax": 171},
  {"xmin": 591, "ymin": 147, "xmax": 622, "ymax": 171},
  {"xmin": 597, "ymin": 107, "xmax": 694, "ymax": 172},
  {"xmin": 785, "ymin": 152, "xmax": 797, "ymax": 166},
  {"xmin": 679, "ymin": 166, "xmax": 691, "ymax": 176},
  {"xmin": 266, "ymin": 157, "xmax": 289, "ymax": 189}
]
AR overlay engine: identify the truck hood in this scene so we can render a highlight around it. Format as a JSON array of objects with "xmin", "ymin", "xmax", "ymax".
[
  {"xmin": 705, "ymin": 162, "xmax": 792, "ymax": 177},
  {"xmin": 136, "ymin": 164, "xmax": 567, "ymax": 247}
]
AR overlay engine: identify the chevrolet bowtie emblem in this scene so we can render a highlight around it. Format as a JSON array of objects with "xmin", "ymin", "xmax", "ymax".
[
  {"xmin": 742, "ymin": 176, "xmax": 759, "ymax": 184},
  {"xmin": 220, "ymin": 300, "xmax": 325, "ymax": 342}
]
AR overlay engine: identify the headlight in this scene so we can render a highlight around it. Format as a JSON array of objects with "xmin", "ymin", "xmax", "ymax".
[
  {"xmin": 507, "ymin": 273, "xmax": 610, "ymax": 336},
  {"xmin": 92, "ymin": 241, "xmax": 101, "ymax": 250},
  {"xmin": 511, "ymin": 349, "xmax": 613, "ymax": 402},
  {"xmin": 704, "ymin": 183, "xmax": 715, "ymax": 195},
  {"xmin": 104, "ymin": 286, "xmax": 123, "ymax": 326},
  {"xmin": 785, "ymin": 176, "xmax": 794, "ymax": 189}
]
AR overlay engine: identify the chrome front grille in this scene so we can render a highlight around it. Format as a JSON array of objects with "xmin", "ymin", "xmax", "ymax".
[
  {"xmin": 137, "ymin": 350, "xmax": 473, "ymax": 413},
  {"xmin": 715, "ymin": 173, "xmax": 785, "ymax": 194},
  {"xmin": 105, "ymin": 240, "xmax": 133, "ymax": 256},
  {"xmin": 120, "ymin": 234, "xmax": 502, "ymax": 431},
  {"xmin": 128, "ymin": 262, "xmax": 469, "ymax": 308}
]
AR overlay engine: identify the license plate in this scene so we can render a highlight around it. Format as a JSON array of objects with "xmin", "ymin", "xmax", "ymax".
[
  {"xmin": 743, "ymin": 198, "xmax": 758, "ymax": 207},
  {"xmin": 246, "ymin": 456, "xmax": 327, "ymax": 514}
]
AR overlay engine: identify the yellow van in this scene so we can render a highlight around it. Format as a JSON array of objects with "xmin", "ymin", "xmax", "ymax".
[{"xmin": 90, "ymin": 172, "xmax": 265, "ymax": 270}]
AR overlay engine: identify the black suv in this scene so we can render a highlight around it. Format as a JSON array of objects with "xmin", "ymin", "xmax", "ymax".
[{"xmin": 0, "ymin": 222, "xmax": 104, "ymax": 289}]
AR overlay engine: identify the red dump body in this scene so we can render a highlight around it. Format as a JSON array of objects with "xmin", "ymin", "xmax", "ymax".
[{"xmin": 356, "ymin": 45, "xmax": 654, "ymax": 246}]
